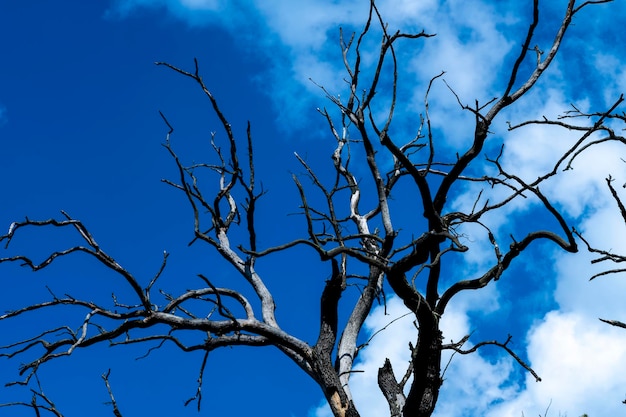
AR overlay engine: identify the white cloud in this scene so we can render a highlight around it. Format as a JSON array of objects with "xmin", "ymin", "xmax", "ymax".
[
  {"xmin": 435, "ymin": 304, "xmax": 519, "ymax": 417},
  {"xmin": 486, "ymin": 311, "xmax": 626, "ymax": 417},
  {"xmin": 554, "ymin": 203, "xmax": 626, "ymax": 320},
  {"xmin": 593, "ymin": 52, "xmax": 626, "ymax": 108}
]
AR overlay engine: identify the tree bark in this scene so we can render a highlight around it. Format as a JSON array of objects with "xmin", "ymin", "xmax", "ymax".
[
  {"xmin": 403, "ymin": 320, "xmax": 443, "ymax": 417},
  {"xmin": 312, "ymin": 347, "xmax": 361, "ymax": 417},
  {"xmin": 378, "ymin": 359, "xmax": 406, "ymax": 417}
]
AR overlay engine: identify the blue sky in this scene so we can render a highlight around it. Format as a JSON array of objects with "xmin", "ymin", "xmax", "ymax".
[{"xmin": 2, "ymin": 1, "xmax": 626, "ymax": 416}]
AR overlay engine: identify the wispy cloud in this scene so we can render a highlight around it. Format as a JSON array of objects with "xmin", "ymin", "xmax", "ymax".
[
  {"xmin": 105, "ymin": 0, "xmax": 520, "ymax": 132},
  {"xmin": 0, "ymin": 104, "xmax": 7, "ymax": 127},
  {"xmin": 106, "ymin": 0, "xmax": 626, "ymax": 134},
  {"xmin": 487, "ymin": 311, "xmax": 626, "ymax": 417},
  {"xmin": 105, "ymin": 0, "xmax": 238, "ymax": 30}
]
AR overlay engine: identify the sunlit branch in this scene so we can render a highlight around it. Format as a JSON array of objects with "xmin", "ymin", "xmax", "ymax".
[
  {"xmin": 0, "ymin": 374, "xmax": 65, "ymax": 416},
  {"xmin": 102, "ymin": 370, "xmax": 124, "ymax": 417}
]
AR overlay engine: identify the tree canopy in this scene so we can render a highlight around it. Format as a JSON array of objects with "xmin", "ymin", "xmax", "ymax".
[{"xmin": 1, "ymin": 1, "xmax": 626, "ymax": 416}]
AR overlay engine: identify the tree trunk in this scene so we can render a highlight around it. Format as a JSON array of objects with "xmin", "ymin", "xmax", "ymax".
[
  {"xmin": 403, "ymin": 321, "xmax": 443, "ymax": 417},
  {"xmin": 311, "ymin": 346, "xmax": 361, "ymax": 417}
]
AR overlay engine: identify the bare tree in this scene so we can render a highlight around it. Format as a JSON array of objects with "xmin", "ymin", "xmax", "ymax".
[{"xmin": 1, "ymin": 1, "xmax": 623, "ymax": 416}]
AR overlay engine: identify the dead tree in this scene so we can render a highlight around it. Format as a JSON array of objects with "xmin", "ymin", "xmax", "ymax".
[{"xmin": 0, "ymin": 1, "xmax": 622, "ymax": 416}]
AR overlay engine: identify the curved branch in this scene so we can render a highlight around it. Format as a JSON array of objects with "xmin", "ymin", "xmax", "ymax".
[{"xmin": 443, "ymin": 334, "xmax": 541, "ymax": 382}]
